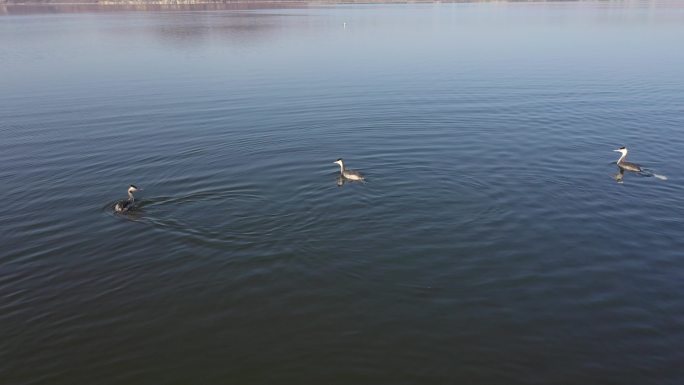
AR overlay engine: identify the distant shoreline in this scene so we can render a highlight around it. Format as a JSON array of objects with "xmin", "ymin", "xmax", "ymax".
[
  {"xmin": 0, "ymin": 0, "xmax": 508, "ymax": 6},
  {"xmin": 0, "ymin": 0, "xmax": 607, "ymax": 16},
  {"xmin": 2, "ymin": 0, "xmax": 551, "ymax": 5}
]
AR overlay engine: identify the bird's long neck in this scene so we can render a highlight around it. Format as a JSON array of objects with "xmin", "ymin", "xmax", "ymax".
[
  {"xmin": 617, "ymin": 151, "xmax": 627, "ymax": 163},
  {"xmin": 128, "ymin": 191, "xmax": 135, "ymax": 202},
  {"xmin": 338, "ymin": 162, "xmax": 345, "ymax": 173}
]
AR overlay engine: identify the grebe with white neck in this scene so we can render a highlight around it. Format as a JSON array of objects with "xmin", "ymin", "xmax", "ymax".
[
  {"xmin": 612, "ymin": 146, "xmax": 667, "ymax": 181},
  {"xmin": 114, "ymin": 185, "xmax": 139, "ymax": 213},
  {"xmin": 333, "ymin": 158, "xmax": 364, "ymax": 181},
  {"xmin": 614, "ymin": 146, "xmax": 642, "ymax": 172}
]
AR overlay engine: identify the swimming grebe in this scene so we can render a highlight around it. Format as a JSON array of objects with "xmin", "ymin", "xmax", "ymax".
[
  {"xmin": 333, "ymin": 158, "xmax": 364, "ymax": 181},
  {"xmin": 614, "ymin": 147, "xmax": 642, "ymax": 172},
  {"xmin": 114, "ymin": 185, "xmax": 139, "ymax": 213}
]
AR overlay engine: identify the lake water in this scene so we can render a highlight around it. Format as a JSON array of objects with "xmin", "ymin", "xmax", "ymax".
[{"xmin": 2, "ymin": 2, "xmax": 684, "ymax": 384}]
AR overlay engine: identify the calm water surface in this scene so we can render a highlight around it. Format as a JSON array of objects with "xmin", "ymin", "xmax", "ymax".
[{"xmin": 2, "ymin": 2, "xmax": 684, "ymax": 384}]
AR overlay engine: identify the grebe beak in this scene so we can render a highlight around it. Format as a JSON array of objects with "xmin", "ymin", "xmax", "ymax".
[{"xmin": 613, "ymin": 150, "xmax": 621, "ymax": 152}]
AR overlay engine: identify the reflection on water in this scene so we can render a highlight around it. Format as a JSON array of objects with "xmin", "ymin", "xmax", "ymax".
[
  {"xmin": 0, "ymin": 2, "xmax": 308, "ymax": 16},
  {"xmin": 110, "ymin": 204, "xmax": 145, "ymax": 220},
  {"xmin": 150, "ymin": 11, "xmax": 292, "ymax": 46},
  {"xmin": 335, "ymin": 174, "xmax": 366, "ymax": 187},
  {"xmin": 336, "ymin": 174, "xmax": 345, "ymax": 186},
  {"xmin": 614, "ymin": 165, "xmax": 669, "ymax": 184}
]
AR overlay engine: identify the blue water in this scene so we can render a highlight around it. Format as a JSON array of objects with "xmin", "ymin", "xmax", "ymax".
[{"xmin": 1, "ymin": 2, "xmax": 684, "ymax": 384}]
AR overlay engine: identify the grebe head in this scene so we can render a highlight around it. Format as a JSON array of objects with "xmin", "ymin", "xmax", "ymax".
[
  {"xmin": 613, "ymin": 146, "xmax": 628, "ymax": 156},
  {"xmin": 128, "ymin": 184, "xmax": 139, "ymax": 194},
  {"xmin": 333, "ymin": 158, "xmax": 343, "ymax": 166}
]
